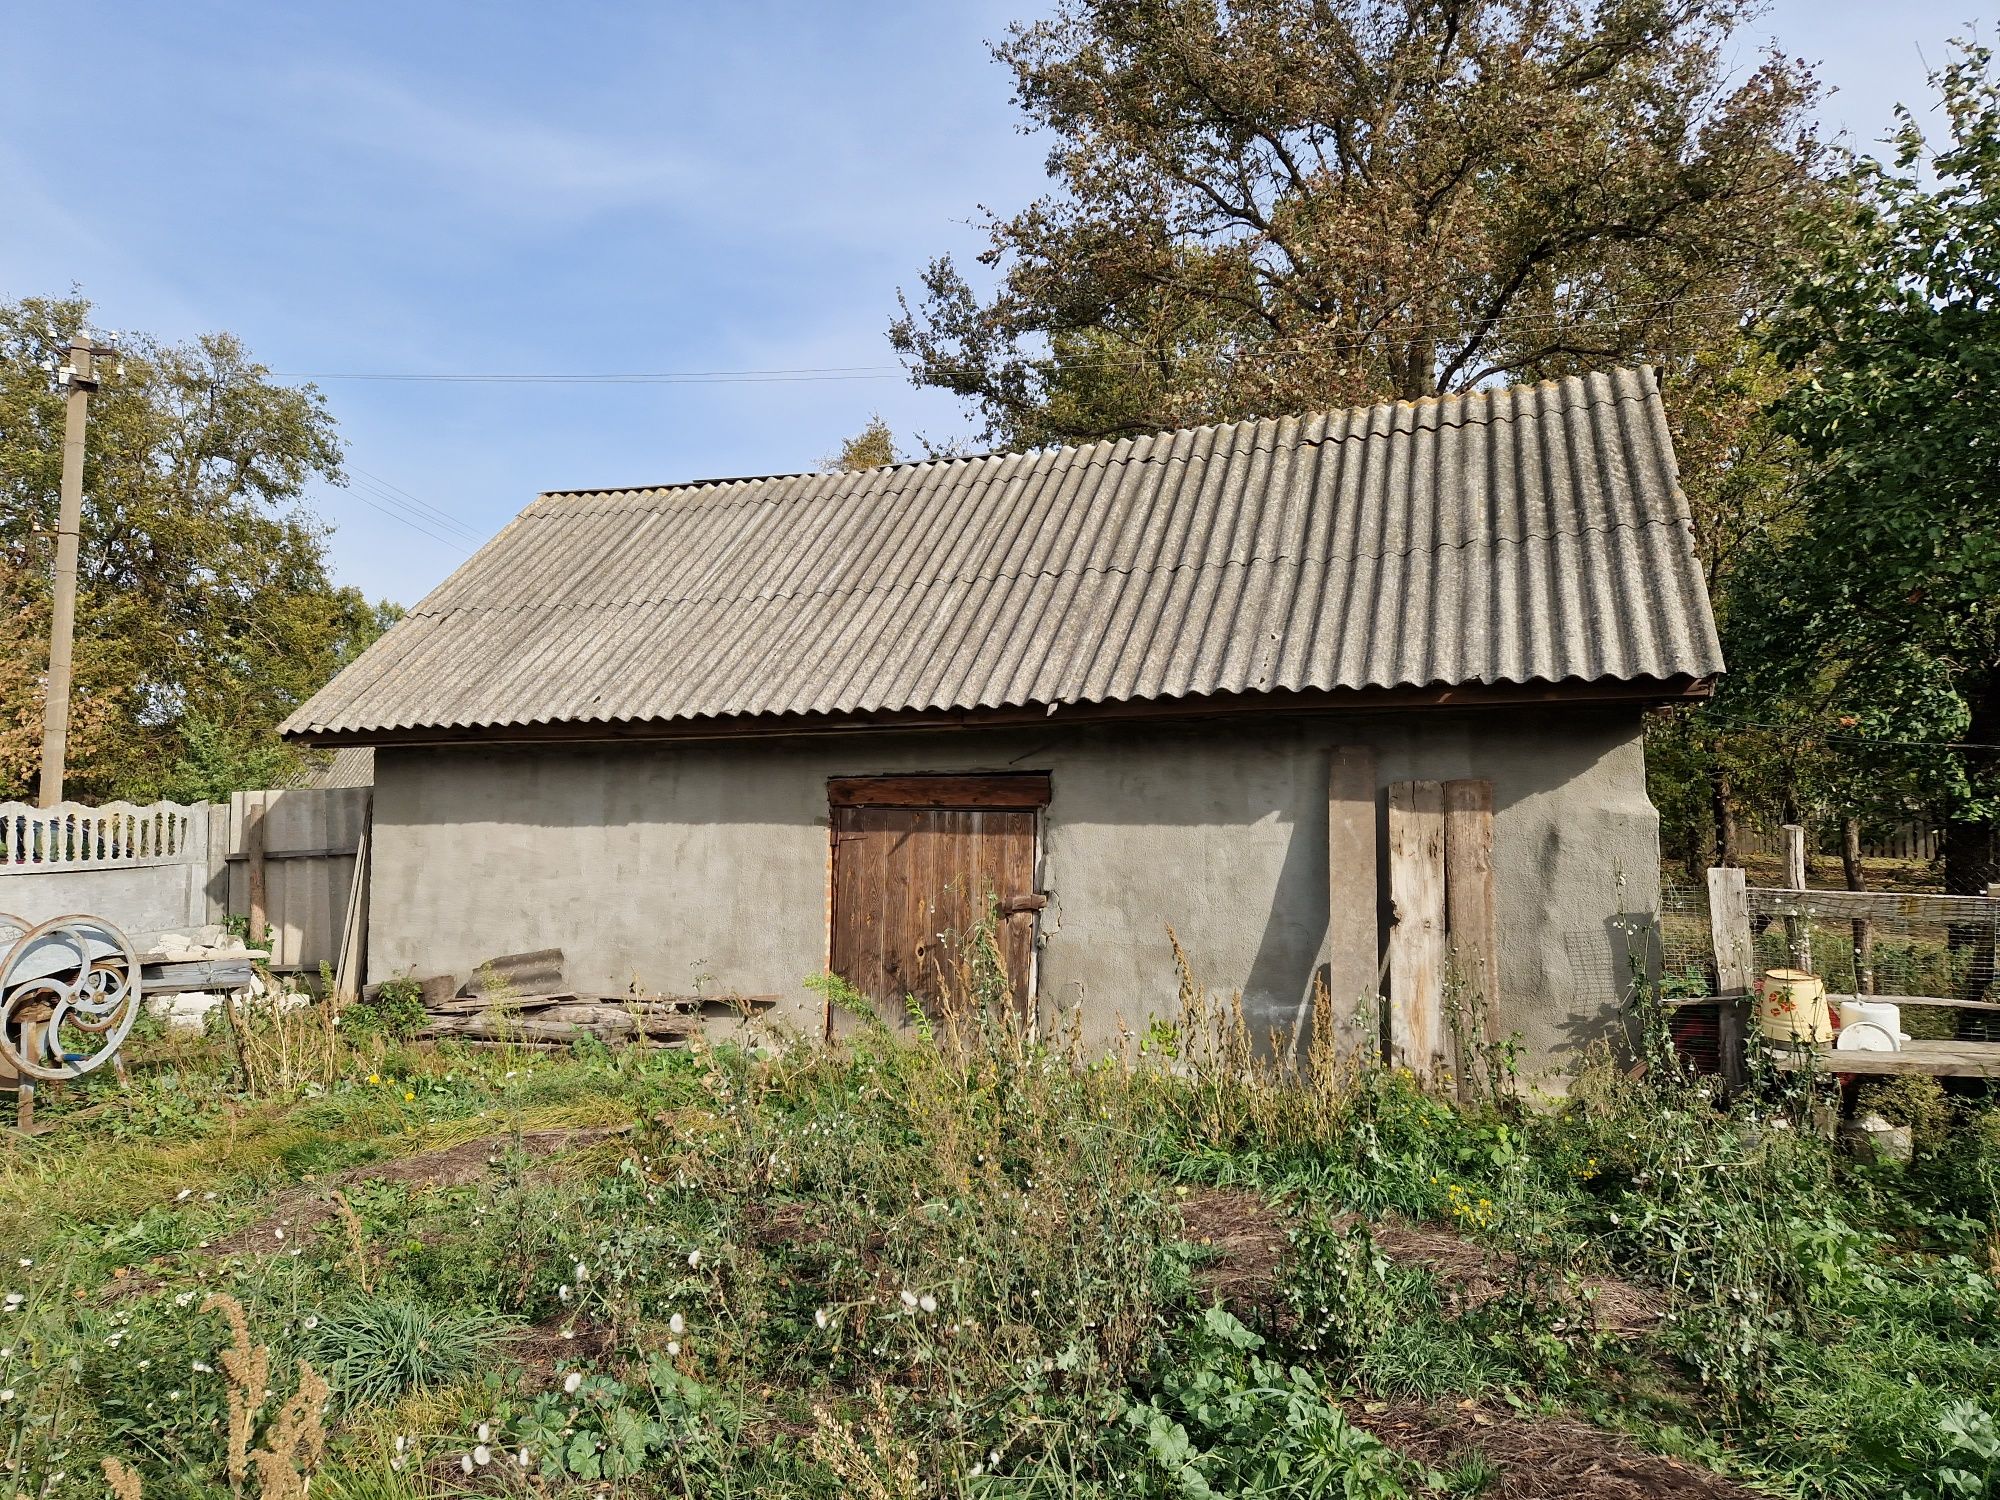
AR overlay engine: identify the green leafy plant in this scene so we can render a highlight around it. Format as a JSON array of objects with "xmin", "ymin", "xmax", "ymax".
[
  {"xmin": 337, "ymin": 976, "xmax": 427, "ymax": 1041},
  {"xmin": 1120, "ymin": 1307, "xmax": 1408, "ymax": 1498}
]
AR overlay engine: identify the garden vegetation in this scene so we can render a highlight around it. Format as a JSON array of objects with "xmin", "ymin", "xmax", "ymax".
[{"xmin": 2, "ymin": 949, "xmax": 1998, "ymax": 1499}]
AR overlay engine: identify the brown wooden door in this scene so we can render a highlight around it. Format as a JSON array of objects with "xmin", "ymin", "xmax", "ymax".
[{"xmin": 828, "ymin": 776, "xmax": 1046, "ymax": 1014}]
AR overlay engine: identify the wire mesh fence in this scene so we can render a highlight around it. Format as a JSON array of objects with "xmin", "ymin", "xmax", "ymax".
[
  {"xmin": 1659, "ymin": 881, "xmax": 1716, "ymax": 998},
  {"xmin": 1657, "ymin": 876, "xmax": 2000, "ymax": 1046}
]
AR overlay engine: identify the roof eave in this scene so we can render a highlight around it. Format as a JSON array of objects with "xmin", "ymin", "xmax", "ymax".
[{"xmin": 284, "ymin": 673, "xmax": 1716, "ymax": 750}]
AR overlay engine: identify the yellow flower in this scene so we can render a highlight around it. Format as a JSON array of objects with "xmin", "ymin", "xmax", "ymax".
[
  {"xmin": 403, "ymin": 1091, "xmax": 415, "ymax": 1103},
  {"xmin": 367, "ymin": 1074, "xmax": 380, "ymax": 1085}
]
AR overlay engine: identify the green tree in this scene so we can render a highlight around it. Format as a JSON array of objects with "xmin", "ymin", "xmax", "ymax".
[
  {"xmin": 0, "ymin": 294, "xmax": 396, "ymax": 802},
  {"xmin": 892, "ymin": 0, "xmax": 1821, "ymax": 448},
  {"xmin": 1747, "ymin": 40, "xmax": 2000, "ymax": 899}
]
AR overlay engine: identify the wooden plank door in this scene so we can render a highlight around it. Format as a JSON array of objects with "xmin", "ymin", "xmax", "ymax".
[{"xmin": 829, "ymin": 776, "xmax": 1046, "ymax": 1014}]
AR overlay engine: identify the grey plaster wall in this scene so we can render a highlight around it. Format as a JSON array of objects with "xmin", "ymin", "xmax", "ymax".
[{"xmin": 368, "ymin": 706, "xmax": 1658, "ymax": 1080}]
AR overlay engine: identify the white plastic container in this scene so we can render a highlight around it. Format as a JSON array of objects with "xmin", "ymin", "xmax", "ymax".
[
  {"xmin": 1838, "ymin": 999, "xmax": 1905, "ymax": 1048},
  {"xmin": 1834, "ymin": 1020, "xmax": 1899, "ymax": 1052}
]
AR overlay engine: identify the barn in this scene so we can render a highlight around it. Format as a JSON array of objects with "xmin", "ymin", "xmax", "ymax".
[{"xmin": 282, "ymin": 367, "xmax": 1722, "ymax": 1080}]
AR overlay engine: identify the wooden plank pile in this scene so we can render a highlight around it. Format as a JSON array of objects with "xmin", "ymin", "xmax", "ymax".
[
  {"xmin": 378, "ymin": 949, "xmax": 775, "ymax": 1049},
  {"xmin": 420, "ymin": 992, "xmax": 706, "ymax": 1046}
]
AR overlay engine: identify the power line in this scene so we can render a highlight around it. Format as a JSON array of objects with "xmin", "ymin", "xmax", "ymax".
[
  {"xmin": 343, "ymin": 490, "xmax": 471, "ymax": 553},
  {"xmin": 266, "ymin": 291, "xmax": 1760, "ymax": 388},
  {"xmin": 1687, "ymin": 712, "xmax": 2000, "ymax": 753},
  {"xmin": 347, "ymin": 467, "xmax": 482, "ymax": 541},
  {"xmin": 277, "ymin": 366, "xmax": 901, "ymax": 385}
]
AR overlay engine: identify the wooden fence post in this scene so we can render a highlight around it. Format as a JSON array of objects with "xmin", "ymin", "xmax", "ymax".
[
  {"xmin": 1707, "ymin": 864, "xmax": 1754, "ymax": 1090},
  {"xmin": 1781, "ymin": 823, "xmax": 1810, "ymax": 969},
  {"xmin": 1387, "ymin": 780, "xmax": 1447, "ymax": 1087},
  {"xmin": 1326, "ymin": 747, "xmax": 1380, "ymax": 1061}
]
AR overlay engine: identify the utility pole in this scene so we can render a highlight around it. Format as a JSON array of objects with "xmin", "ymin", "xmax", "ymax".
[{"xmin": 38, "ymin": 334, "xmax": 111, "ymax": 808}]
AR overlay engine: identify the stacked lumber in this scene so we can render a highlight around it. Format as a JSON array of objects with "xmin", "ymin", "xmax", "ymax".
[
  {"xmin": 384, "ymin": 949, "xmax": 776, "ymax": 1049},
  {"xmin": 417, "ymin": 992, "xmax": 703, "ymax": 1046}
]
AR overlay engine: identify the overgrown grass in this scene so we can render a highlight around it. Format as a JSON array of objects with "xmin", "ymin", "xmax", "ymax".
[{"xmin": 2, "ymin": 954, "xmax": 1998, "ymax": 1498}]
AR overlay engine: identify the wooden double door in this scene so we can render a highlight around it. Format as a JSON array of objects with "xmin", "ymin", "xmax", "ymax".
[{"xmin": 828, "ymin": 774, "xmax": 1048, "ymax": 1014}]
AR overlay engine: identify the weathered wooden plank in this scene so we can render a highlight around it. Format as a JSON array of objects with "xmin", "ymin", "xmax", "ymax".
[
  {"xmin": 827, "ymin": 774, "xmax": 1052, "ymax": 809},
  {"xmin": 333, "ymin": 820, "xmax": 370, "ymax": 1002},
  {"xmin": 1387, "ymin": 779, "xmax": 1447, "ymax": 1087},
  {"xmin": 1756, "ymin": 888, "xmax": 2000, "ymax": 922},
  {"xmin": 140, "ymin": 957, "xmax": 260, "ymax": 994},
  {"xmin": 1325, "ymin": 747, "xmax": 1380, "ymax": 1060},
  {"xmin": 242, "ymin": 792, "xmax": 269, "ymax": 955},
  {"xmin": 1707, "ymin": 865, "xmax": 1754, "ymax": 1091},
  {"xmin": 1667, "ymin": 991, "xmax": 2000, "ymax": 1013},
  {"xmin": 421, "ymin": 1013, "xmax": 698, "ymax": 1043},
  {"xmin": 1770, "ymin": 1039, "xmax": 2000, "ymax": 1078},
  {"xmin": 1443, "ymin": 779, "xmax": 1498, "ymax": 1095},
  {"xmin": 421, "ymin": 990, "xmax": 708, "ymax": 1017},
  {"xmin": 222, "ymin": 845, "xmax": 363, "ymax": 863}
]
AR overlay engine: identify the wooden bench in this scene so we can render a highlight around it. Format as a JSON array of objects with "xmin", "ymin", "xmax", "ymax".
[{"xmin": 1769, "ymin": 1039, "xmax": 2000, "ymax": 1078}]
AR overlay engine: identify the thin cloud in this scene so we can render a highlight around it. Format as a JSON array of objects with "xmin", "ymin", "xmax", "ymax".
[{"xmin": 288, "ymin": 68, "xmax": 704, "ymax": 216}]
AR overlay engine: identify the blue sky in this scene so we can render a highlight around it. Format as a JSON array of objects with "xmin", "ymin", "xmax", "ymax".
[{"xmin": 0, "ymin": 1, "xmax": 1977, "ymax": 607}]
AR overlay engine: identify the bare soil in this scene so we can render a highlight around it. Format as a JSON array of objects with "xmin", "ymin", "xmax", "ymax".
[
  {"xmin": 1333, "ymin": 1214, "xmax": 1666, "ymax": 1336},
  {"xmin": 1177, "ymin": 1186, "xmax": 1289, "ymax": 1317},
  {"xmin": 202, "ymin": 1124, "xmax": 632, "ymax": 1258},
  {"xmin": 1354, "ymin": 1399, "xmax": 1763, "ymax": 1499},
  {"xmin": 1177, "ymin": 1190, "xmax": 1716, "ymax": 1498},
  {"xmin": 504, "ymin": 1311, "xmax": 616, "ymax": 1388}
]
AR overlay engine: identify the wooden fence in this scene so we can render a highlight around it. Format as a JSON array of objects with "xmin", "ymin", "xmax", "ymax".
[
  {"xmin": 1737, "ymin": 820, "xmax": 1940, "ymax": 863},
  {"xmin": 0, "ymin": 788, "xmax": 368, "ymax": 974}
]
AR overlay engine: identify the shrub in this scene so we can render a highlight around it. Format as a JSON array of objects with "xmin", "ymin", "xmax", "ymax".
[{"xmin": 337, "ymin": 977, "xmax": 427, "ymax": 1042}]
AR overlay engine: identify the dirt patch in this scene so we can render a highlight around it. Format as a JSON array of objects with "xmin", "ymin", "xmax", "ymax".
[
  {"xmin": 1169, "ymin": 1192, "xmax": 1662, "ymax": 1338},
  {"xmin": 1355, "ymin": 1399, "xmax": 1759, "ymax": 1499},
  {"xmin": 203, "ymin": 1124, "xmax": 633, "ymax": 1258},
  {"xmin": 1177, "ymin": 1187, "xmax": 1288, "ymax": 1315},
  {"xmin": 504, "ymin": 1312, "xmax": 616, "ymax": 1388},
  {"xmin": 1341, "ymin": 1216, "xmax": 1665, "ymax": 1336}
]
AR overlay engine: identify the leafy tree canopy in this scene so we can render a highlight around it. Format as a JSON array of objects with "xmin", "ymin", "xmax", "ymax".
[
  {"xmin": 0, "ymin": 294, "xmax": 398, "ymax": 803},
  {"xmin": 1727, "ymin": 41, "xmax": 2000, "ymax": 886},
  {"xmin": 893, "ymin": 0, "xmax": 1822, "ymax": 448}
]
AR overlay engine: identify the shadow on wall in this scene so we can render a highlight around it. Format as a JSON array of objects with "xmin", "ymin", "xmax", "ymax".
[{"xmin": 1550, "ymin": 912, "xmax": 1660, "ymax": 1062}]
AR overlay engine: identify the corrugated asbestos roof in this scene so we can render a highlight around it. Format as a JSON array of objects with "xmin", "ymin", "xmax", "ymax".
[
  {"xmin": 283, "ymin": 367, "xmax": 1722, "ymax": 740},
  {"xmin": 283, "ymin": 745, "xmax": 375, "ymax": 789}
]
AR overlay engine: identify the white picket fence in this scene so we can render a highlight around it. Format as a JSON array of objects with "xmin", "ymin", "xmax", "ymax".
[{"xmin": 0, "ymin": 789, "xmax": 368, "ymax": 970}]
